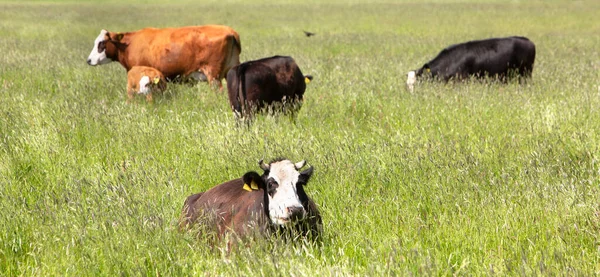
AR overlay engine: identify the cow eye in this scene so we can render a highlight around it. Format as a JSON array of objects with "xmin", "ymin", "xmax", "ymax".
[
  {"xmin": 98, "ymin": 41, "xmax": 106, "ymax": 53},
  {"xmin": 267, "ymin": 180, "xmax": 278, "ymax": 189},
  {"xmin": 267, "ymin": 180, "xmax": 278, "ymax": 196}
]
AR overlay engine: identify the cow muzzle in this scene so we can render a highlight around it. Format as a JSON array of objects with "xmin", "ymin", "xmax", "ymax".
[
  {"xmin": 287, "ymin": 206, "xmax": 306, "ymax": 221},
  {"xmin": 86, "ymin": 51, "xmax": 110, "ymax": 66},
  {"xmin": 406, "ymin": 71, "xmax": 416, "ymax": 85},
  {"xmin": 406, "ymin": 71, "xmax": 416, "ymax": 92},
  {"xmin": 271, "ymin": 205, "xmax": 307, "ymax": 225}
]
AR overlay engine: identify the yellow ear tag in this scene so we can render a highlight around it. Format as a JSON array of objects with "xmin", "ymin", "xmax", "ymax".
[
  {"xmin": 153, "ymin": 77, "xmax": 160, "ymax": 84},
  {"xmin": 426, "ymin": 68, "xmax": 431, "ymax": 73},
  {"xmin": 305, "ymin": 77, "xmax": 311, "ymax": 84},
  {"xmin": 243, "ymin": 183, "xmax": 252, "ymax": 191},
  {"xmin": 250, "ymin": 181, "xmax": 258, "ymax": 190}
]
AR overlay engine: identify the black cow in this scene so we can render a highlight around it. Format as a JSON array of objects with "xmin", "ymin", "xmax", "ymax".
[
  {"xmin": 407, "ymin": 36, "xmax": 536, "ymax": 89},
  {"xmin": 179, "ymin": 159, "xmax": 322, "ymax": 241},
  {"xmin": 226, "ymin": 56, "xmax": 312, "ymax": 120}
]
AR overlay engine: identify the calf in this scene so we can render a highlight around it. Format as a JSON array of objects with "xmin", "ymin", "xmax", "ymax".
[
  {"xmin": 127, "ymin": 66, "xmax": 167, "ymax": 102},
  {"xmin": 407, "ymin": 36, "xmax": 536, "ymax": 86},
  {"xmin": 180, "ymin": 159, "xmax": 322, "ymax": 241},
  {"xmin": 226, "ymin": 56, "xmax": 312, "ymax": 120}
]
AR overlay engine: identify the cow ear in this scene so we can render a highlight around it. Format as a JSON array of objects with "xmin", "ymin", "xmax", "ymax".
[
  {"xmin": 108, "ymin": 32, "xmax": 121, "ymax": 42},
  {"xmin": 304, "ymin": 75, "xmax": 313, "ymax": 84},
  {"xmin": 298, "ymin": 166, "xmax": 313, "ymax": 185},
  {"xmin": 108, "ymin": 32, "xmax": 128, "ymax": 45},
  {"xmin": 242, "ymin": 171, "xmax": 264, "ymax": 191}
]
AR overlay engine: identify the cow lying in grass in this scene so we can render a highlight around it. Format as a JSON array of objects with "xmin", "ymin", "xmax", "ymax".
[{"xmin": 179, "ymin": 159, "xmax": 322, "ymax": 241}]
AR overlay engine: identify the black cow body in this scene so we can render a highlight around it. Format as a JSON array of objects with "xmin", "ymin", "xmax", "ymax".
[
  {"xmin": 409, "ymin": 36, "xmax": 536, "ymax": 83},
  {"xmin": 226, "ymin": 56, "xmax": 311, "ymax": 120}
]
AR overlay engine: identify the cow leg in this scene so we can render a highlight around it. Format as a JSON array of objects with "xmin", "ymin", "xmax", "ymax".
[
  {"xmin": 235, "ymin": 116, "xmax": 252, "ymax": 128},
  {"xmin": 205, "ymin": 65, "xmax": 226, "ymax": 91},
  {"xmin": 209, "ymin": 78, "xmax": 223, "ymax": 91},
  {"xmin": 232, "ymin": 106, "xmax": 244, "ymax": 126},
  {"xmin": 517, "ymin": 66, "xmax": 533, "ymax": 84},
  {"xmin": 522, "ymin": 64, "xmax": 534, "ymax": 78},
  {"xmin": 126, "ymin": 88, "xmax": 135, "ymax": 104},
  {"xmin": 146, "ymin": 91, "xmax": 153, "ymax": 103},
  {"xmin": 289, "ymin": 99, "xmax": 303, "ymax": 123},
  {"xmin": 233, "ymin": 104, "xmax": 254, "ymax": 127}
]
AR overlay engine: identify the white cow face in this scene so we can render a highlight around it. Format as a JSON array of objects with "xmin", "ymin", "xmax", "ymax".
[
  {"xmin": 262, "ymin": 160, "xmax": 312, "ymax": 226},
  {"xmin": 138, "ymin": 76, "xmax": 151, "ymax": 95},
  {"xmin": 87, "ymin": 30, "xmax": 112, "ymax": 66},
  {"xmin": 137, "ymin": 76, "xmax": 163, "ymax": 95},
  {"xmin": 406, "ymin": 70, "xmax": 417, "ymax": 92}
]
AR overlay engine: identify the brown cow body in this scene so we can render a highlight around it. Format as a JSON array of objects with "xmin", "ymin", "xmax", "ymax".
[
  {"xmin": 126, "ymin": 66, "xmax": 167, "ymax": 102},
  {"xmin": 180, "ymin": 159, "xmax": 322, "ymax": 240},
  {"xmin": 87, "ymin": 25, "xmax": 241, "ymax": 89}
]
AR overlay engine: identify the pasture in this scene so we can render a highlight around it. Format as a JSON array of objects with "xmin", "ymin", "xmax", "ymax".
[{"xmin": 1, "ymin": 0, "xmax": 599, "ymax": 275}]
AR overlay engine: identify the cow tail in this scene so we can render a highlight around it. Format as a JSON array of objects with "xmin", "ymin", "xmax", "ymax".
[
  {"xmin": 237, "ymin": 63, "xmax": 248, "ymax": 118},
  {"xmin": 225, "ymin": 33, "xmax": 242, "ymax": 75},
  {"xmin": 232, "ymin": 32, "xmax": 241, "ymax": 55}
]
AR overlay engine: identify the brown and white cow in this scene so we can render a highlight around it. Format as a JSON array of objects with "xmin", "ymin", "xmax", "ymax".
[
  {"xmin": 180, "ymin": 159, "xmax": 322, "ymax": 240},
  {"xmin": 226, "ymin": 55, "xmax": 312, "ymax": 120},
  {"xmin": 126, "ymin": 66, "xmax": 167, "ymax": 102},
  {"xmin": 87, "ymin": 25, "xmax": 241, "ymax": 89}
]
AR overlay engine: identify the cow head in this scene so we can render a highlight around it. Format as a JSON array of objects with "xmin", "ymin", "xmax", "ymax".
[
  {"xmin": 86, "ymin": 29, "xmax": 126, "ymax": 66},
  {"xmin": 406, "ymin": 64, "xmax": 433, "ymax": 90},
  {"xmin": 406, "ymin": 71, "xmax": 416, "ymax": 91},
  {"xmin": 138, "ymin": 76, "xmax": 165, "ymax": 95},
  {"xmin": 242, "ymin": 159, "xmax": 313, "ymax": 226}
]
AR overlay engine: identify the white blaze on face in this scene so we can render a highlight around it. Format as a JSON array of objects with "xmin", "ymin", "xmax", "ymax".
[
  {"xmin": 87, "ymin": 30, "xmax": 112, "ymax": 66},
  {"xmin": 266, "ymin": 160, "xmax": 305, "ymax": 225},
  {"xmin": 138, "ymin": 76, "xmax": 151, "ymax": 94},
  {"xmin": 406, "ymin": 71, "xmax": 416, "ymax": 92}
]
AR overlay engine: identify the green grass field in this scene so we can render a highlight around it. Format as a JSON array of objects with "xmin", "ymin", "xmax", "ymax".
[{"xmin": 1, "ymin": 0, "xmax": 600, "ymax": 275}]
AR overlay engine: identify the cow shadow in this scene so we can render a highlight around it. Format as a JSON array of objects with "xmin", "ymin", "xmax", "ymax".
[
  {"xmin": 409, "ymin": 70, "xmax": 534, "ymax": 93},
  {"xmin": 125, "ymin": 88, "xmax": 177, "ymax": 104},
  {"xmin": 233, "ymin": 100, "xmax": 304, "ymax": 127},
  {"xmin": 126, "ymin": 79, "xmax": 223, "ymax": 104}
]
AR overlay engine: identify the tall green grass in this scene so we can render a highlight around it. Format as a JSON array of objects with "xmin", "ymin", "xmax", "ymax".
[{"xmin": 1, "ymin": 0, "xmax": 599, "ymax": 275}]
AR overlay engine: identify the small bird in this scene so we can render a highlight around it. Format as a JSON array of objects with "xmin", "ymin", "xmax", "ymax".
[{"xmin": 303, "ymin": 30, "xmax": 316, "ymax": 37}]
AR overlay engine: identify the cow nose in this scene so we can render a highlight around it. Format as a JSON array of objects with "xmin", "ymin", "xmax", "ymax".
[
  {"xmin": 87, "ymin": 59, "xmax": 92, "ymax": 65},
  {"xmin": 287, "ymin": 206, "xmax": 305, "ymax": 221}
]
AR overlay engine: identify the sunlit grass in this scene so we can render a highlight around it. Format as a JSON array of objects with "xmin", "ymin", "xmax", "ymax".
[{"xmin": 1, "ymin": 0, "xmax": 599, "ymax": 276}]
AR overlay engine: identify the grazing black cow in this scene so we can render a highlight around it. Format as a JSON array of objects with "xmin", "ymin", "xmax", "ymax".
[
  {"xmin": 406, "ymin": 36, "xmax": 536, "ymax": 89},
  {"xmin": 226, "ymin": 56, "xmax": 312, "ymax": 120},
  {"xmin": 179, "ymin": 159, "xmax": 322, "ymax": 240}
]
